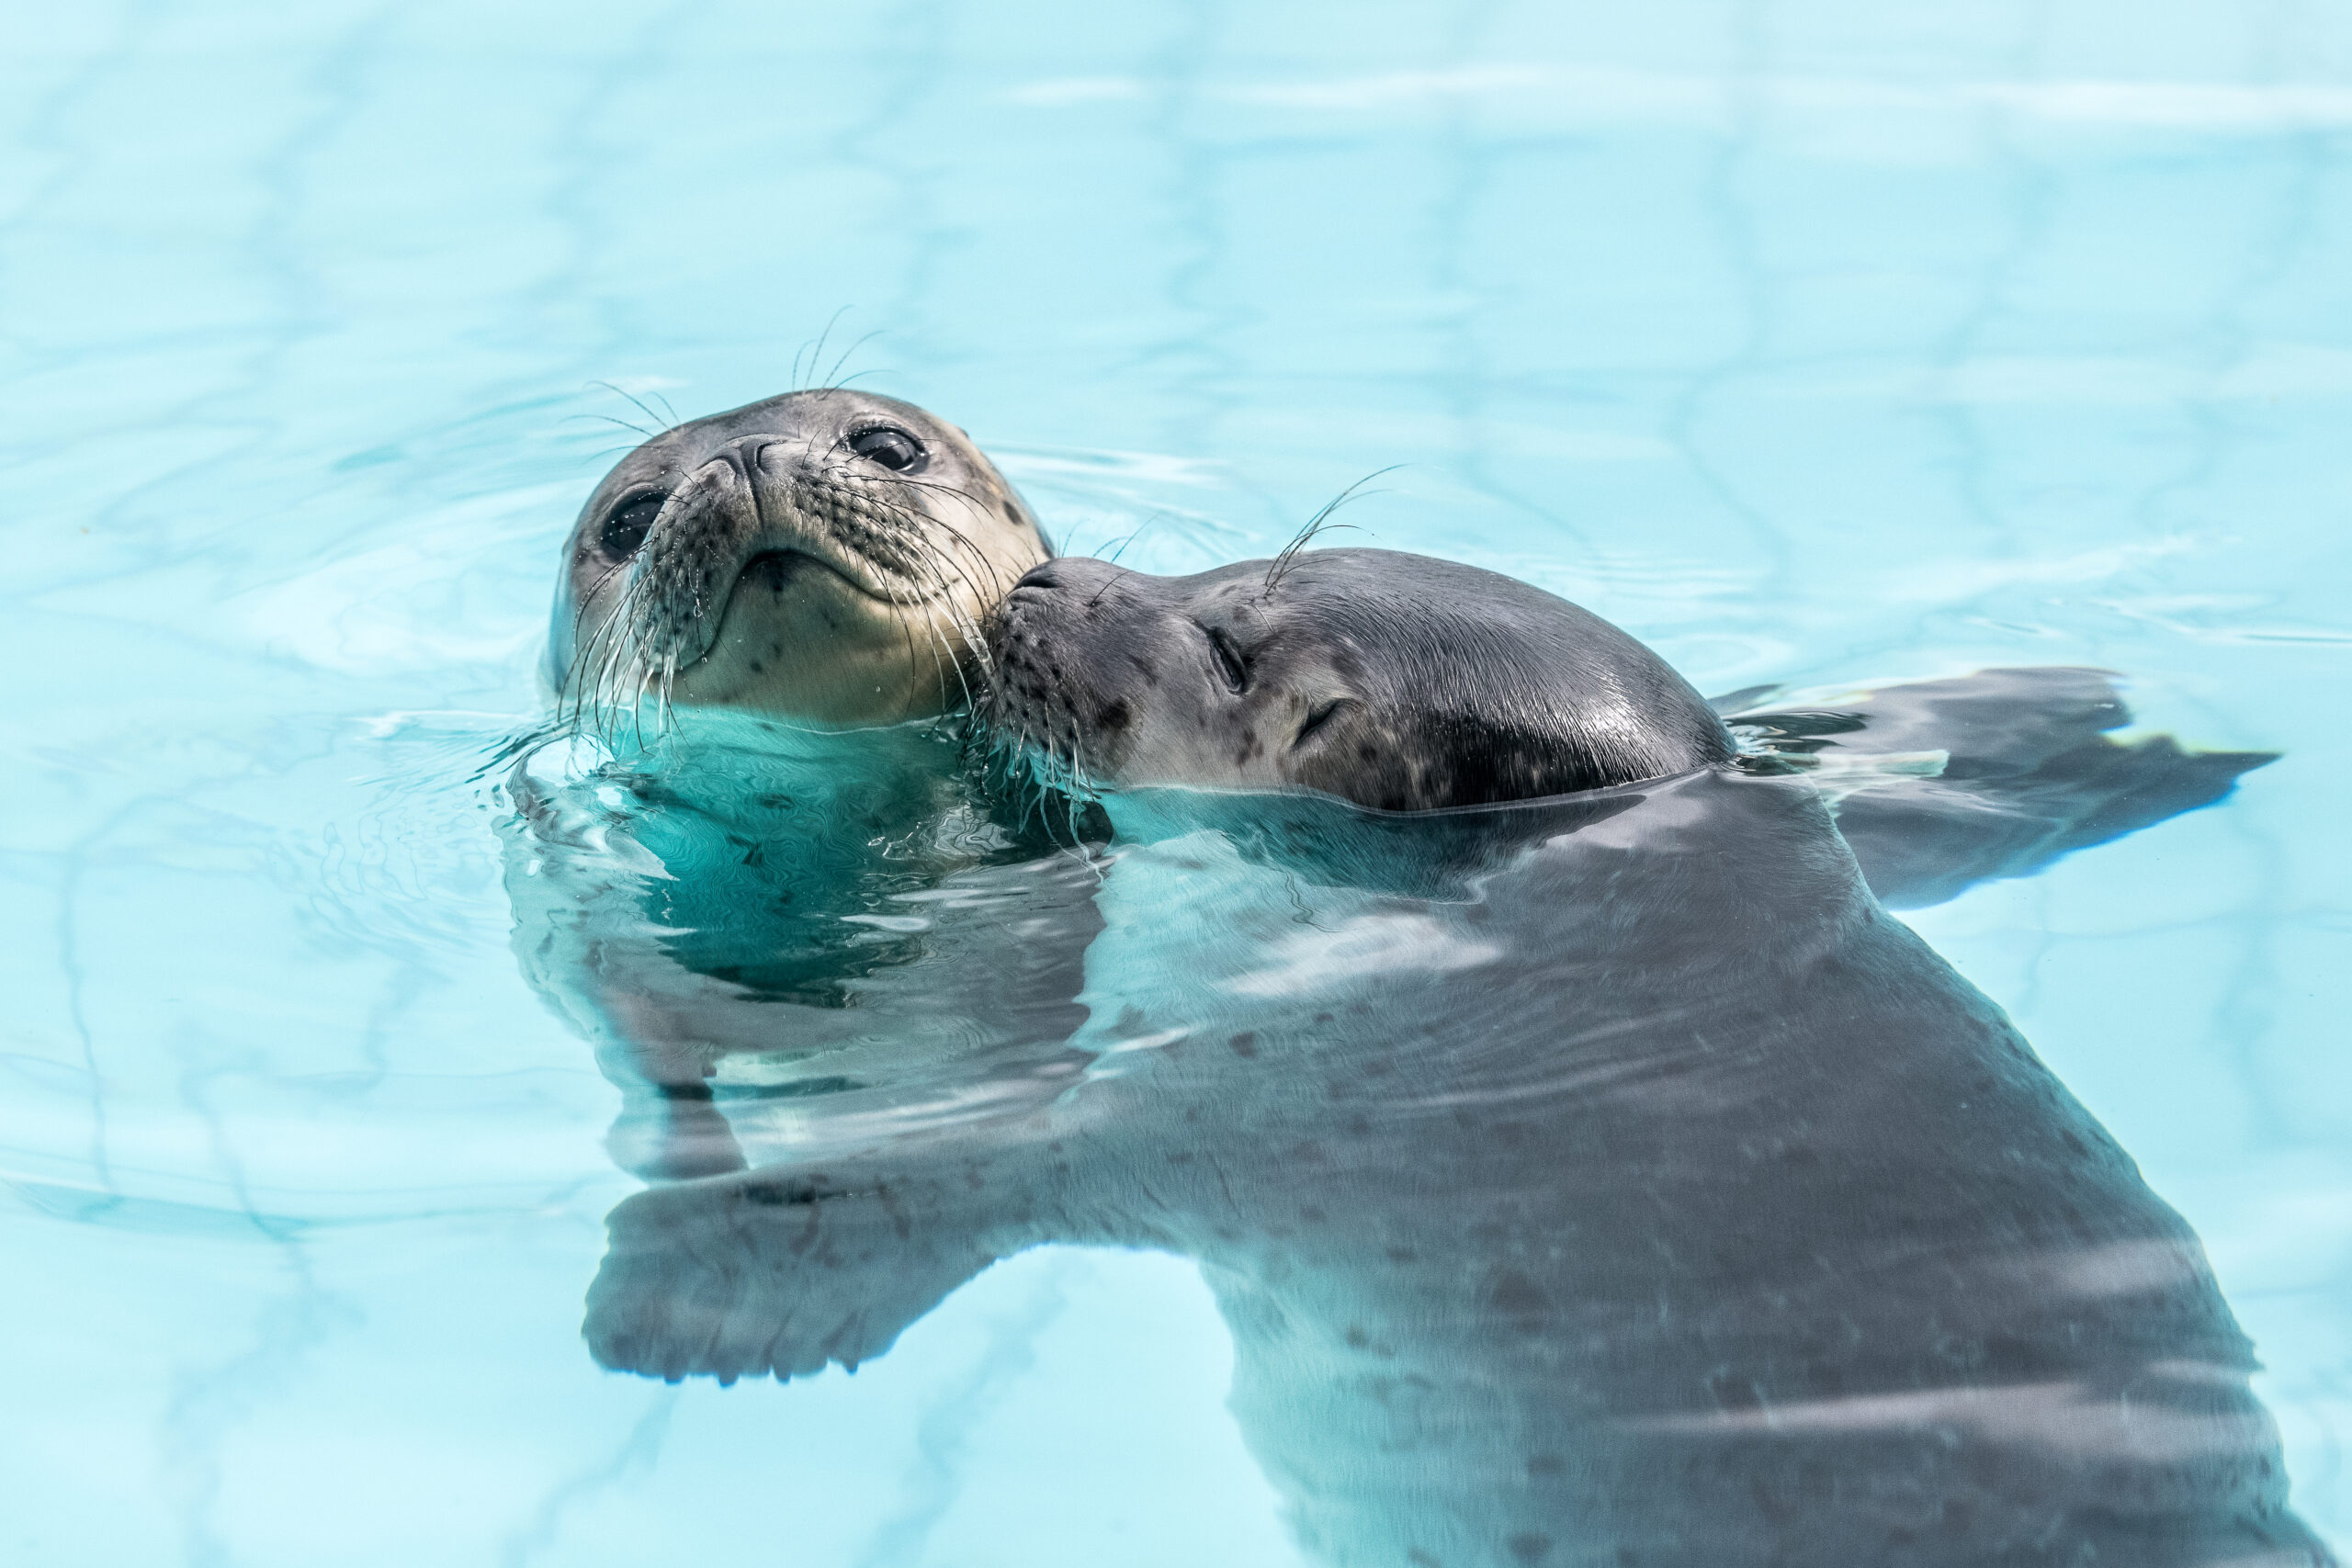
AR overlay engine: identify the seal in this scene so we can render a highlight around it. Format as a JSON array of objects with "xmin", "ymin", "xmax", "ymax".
[
  {"xmin": 572, "ymin": 547, "xmax": 2324, "ymax": 1566},
  {"xmin": 548, "ymin": 389, "xmax": 1051, "ymax": 729},
  {"xmin": 981, "ymin": 547, "xmax": 1733, "ymax": 809},
  {"xmin": 978, "ymin": 548, "xmax": 2274, "ymax": 864}
]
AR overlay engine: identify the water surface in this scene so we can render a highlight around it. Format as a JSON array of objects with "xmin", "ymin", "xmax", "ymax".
[{"xmin": 4, "ymin": 1, "xmax": 2347, "ymax": 1562}]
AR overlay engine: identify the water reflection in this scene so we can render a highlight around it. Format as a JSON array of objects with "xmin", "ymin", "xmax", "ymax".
[{"xmin": 499, "ymin": 677, "xmax": 2322, "ymax": 1567}]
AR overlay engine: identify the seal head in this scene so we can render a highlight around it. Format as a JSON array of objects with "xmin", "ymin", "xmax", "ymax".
[
  {"xmin": 983, "ymin": 547, "xmax": 1733, "ymax": 809},
  {"xmin": 550, "ymin": 389, "xmax": 1050, "ymax": 728}
]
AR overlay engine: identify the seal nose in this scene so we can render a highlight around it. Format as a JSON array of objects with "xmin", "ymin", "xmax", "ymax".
[
  {"xmin": 1012, "ymin": 557, "xmax": 1130, "ymax": 601},
  {"xmin": 717, "ymin": 434, "xmax": 783, "ymax": 479}
]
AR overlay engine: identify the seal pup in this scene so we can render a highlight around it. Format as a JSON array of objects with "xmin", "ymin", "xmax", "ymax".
[
  {"xmin": 579, "ymin": 548, "xmax": 2324, "ymax": 1566},
  {"xmin": 548, "ymin": 389, "xmax": 1050, "ymax": 730},
  {"xmin": 987, "ymin": 549, "xmax": 2272, "ymax": 894},
  {"xmin": 984, "ymin": 547, "xmax": 1733, "ymax": 808}
]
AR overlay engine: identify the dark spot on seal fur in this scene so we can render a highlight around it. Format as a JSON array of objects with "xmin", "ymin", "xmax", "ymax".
[
  {"xmin": 1093, "ymin": 698, "xmax": 1131, "ymax": 735},
  {"xmin": 741, "ymin": 1179, "xmax": 845, "ymax": 1206},
  {"xmin": 1228, "ymin": 1031, "xmax": 1259, "ymax": 1058},
  {"xmin": 1507, "ymin": 1533, "xmax": 1554, "ymax": 1564}
]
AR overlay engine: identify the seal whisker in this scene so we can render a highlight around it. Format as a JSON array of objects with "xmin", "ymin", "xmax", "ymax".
[
  {"xmin": 560, "ymin": 557, "xmax": 635, "ymax": 736},
  {"xmin": 1261, "ymin": 468, "xmax": 1401, "ymax": 599},
  {"xmin": 569, "ymin": 412, "xmax": 659, "ymax": 441},
  {"xmin": 822, "ymin": 331, "xmax": 885, "ymax": 391},
  {"xmin": 590, "ymin": 570, "xmax": 644, "ymax": 740},
  {"xmin": 888, "ymin": 535, "xmax": 985, "ymax": 714},
  {"xmin": 794, "ymin": 309, "xmax": 852, "ymax": 389},
  {"xmin": 903, "ymin": 500, "xmax": 1019, "ymax": 604},
  {"xmin": 628, "ymin": 662, "xmax": 655, "ymax": 751},
  {"xmin": 594, "ymin": 569, "xmax": 658, "ymax": 745},
  {"xmin": 571, "ymin": 579, "xmax": 642, "ymax": 741},
  {"xmin": 587, "ymin": 380, "xmax": 679, "ymax": 440},
  {"xmin": 876, "ymin": 570, "xmax": 948, "ymax": 718}
]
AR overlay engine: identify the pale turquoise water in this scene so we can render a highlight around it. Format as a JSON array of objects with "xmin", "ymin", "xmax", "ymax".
[{"xmin": 4, "ymin": 1, "xmax": 2349, "ymax": 1562}]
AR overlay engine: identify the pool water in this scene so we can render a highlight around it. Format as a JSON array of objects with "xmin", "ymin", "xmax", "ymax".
[{"xmin": 5, "ymin": 2, "xmax": 2348, "ymax": 1563}]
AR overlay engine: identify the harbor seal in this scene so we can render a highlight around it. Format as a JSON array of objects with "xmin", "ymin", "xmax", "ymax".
[
  {"xmin": 982, "ymin": 547, "xmax": 1733, "ymax": 808},
  {"xmin": 548, "ymin": 389, "xmax": 1050, "ymax": 729},
  {"xmin": 571, "ymin": 548, "xmax": 2323, "ymax": 1566}
]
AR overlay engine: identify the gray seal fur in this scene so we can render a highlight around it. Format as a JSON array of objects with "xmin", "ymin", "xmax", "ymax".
[
  {"xmin": 583, "ymin": 771, "xmax": 2329, "ymax": 1566},
  {"xmin": 983, "ymin": 548, "xmax": 1733, "ymax": 809}
]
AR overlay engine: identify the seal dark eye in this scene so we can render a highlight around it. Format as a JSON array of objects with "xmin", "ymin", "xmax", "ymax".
[
  {"xmin": 849, "ymin": 425, "xmax": 925, "ymax": 472},
  {"xmin": 1204, "ymin": 626, "xmax": 1249, "ymax": 694},
  {"xmin": 599, "ymin": 493, "xmax": 662, "ymax": 559}
]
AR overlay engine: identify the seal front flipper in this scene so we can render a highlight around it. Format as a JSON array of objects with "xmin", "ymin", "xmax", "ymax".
[
  {"xmin": 1720, "ymin": 666, "xmax": 2278, "ymax": 908},
  {"xmin": 584, "ymin": 1163, "xmax": 1012, "ymax": 1384}
]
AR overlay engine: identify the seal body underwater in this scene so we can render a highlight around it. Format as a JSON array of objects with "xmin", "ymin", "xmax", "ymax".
[
  {"xmin": 523, "ymin": 388, "xmax": 1070, "ymax": 1175},
  {"xmin": 548, "ymin": 388, "xmax": 1051, "ymax": 729},
  {"xmin": 571, "ymin": 549, "xmax": 2325, "ymax": 1566}
]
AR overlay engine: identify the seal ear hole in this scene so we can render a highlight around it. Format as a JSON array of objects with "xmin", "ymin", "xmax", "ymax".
[
  {"xmin": 599, "ymin": 493, "xmax": 663, "ymax": 559},
  {"xmin": 1203, "ymin": 625, "xmax": 1250, "ymax": 694},
  {"xmin": 848, "ymin": 424, "xmax": 926, "ymax": 473}
]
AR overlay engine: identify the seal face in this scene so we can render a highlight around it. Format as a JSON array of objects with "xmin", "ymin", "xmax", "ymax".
[
  {"xmin": 549, "ymin": 389, "xmax": 1050, "ymax": 729},
  {"xmin": 983, "ymin": 547, "xmax": 1733, "ymax": 809}
]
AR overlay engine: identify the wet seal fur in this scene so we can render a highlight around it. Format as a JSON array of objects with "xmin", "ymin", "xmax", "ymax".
[
  {"xmin": 982, "ymin": 548, "xmax": 1732, "ymax": 809},
  {"xmin": 548, "ymin": 389, "xmax": 1050, "ymax": 729},
  {"xmin": 568, "ymin": 547, "xmax": 2322, "ymax": 1565}
]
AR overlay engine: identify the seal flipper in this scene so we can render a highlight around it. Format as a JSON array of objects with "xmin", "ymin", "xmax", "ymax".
[
  {"xmin": 1719, "ymin": 667, "xmax": 2278, "ymax": 908},
  {"xmin": 584, "ymin": 1165, "xmax": 1007, "ymax": 1384}
]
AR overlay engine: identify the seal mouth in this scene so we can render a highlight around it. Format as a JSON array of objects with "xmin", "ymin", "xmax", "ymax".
[
  {"xmin": 737, "ymin": 547, "xmax": 858, "ymax": 598},
  {"xmin": 722, "ymin": 540, "xmax": 950, "ymax": 611}
]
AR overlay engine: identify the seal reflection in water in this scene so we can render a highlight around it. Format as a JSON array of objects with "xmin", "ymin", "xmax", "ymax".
[{"xmin": 548, "ymin": 549, "xmax": 2321, "ymax": 1566}]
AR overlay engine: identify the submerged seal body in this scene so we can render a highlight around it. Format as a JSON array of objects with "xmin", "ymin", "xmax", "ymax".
[
  {"xmin": 570, "ymin": 547, "xmax": 2323, "ymax": 1566},
  {"xmin": 548, "ymin": 389, "xmax": 1050, "ymax": 728}
]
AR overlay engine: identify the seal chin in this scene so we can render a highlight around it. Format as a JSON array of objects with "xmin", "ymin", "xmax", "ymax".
[
  {"xmin": 733, "ymin": 545, "xmax": 946, "ymax": 610},
  {"xmin": 664, "ymin": 544, "xmax": 975, "ymax": 725}
]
